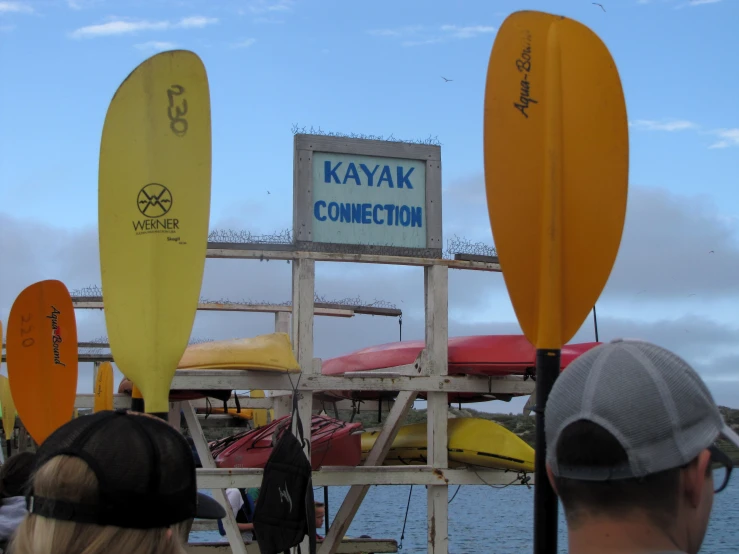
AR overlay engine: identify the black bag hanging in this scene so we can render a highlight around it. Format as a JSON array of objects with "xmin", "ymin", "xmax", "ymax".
[{"xmin": 253, "ymin": 393, "xmax": 316, "ymax": 554}]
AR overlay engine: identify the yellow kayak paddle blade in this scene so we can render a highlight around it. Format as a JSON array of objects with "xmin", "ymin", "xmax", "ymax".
[
  {"xmin": 98, "ymin": 50, "xmax": 212, "ymax": 414},
  {"xmin": 94, "ymin": 361, "xmax": 114, "ymax": 412},
  {"xmin": 0, "ymin": 375, "xmax": 16, "ymax": 441},
  {"xmin": 484, "ymin": 11, "xmax": 628, "ymax": 349},
  {"xmin": 6, "ymin": 280, "xmax": 79, "ymax": 444}
]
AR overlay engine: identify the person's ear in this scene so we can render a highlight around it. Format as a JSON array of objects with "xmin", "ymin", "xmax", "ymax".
[
  {"xmin": 546, "ymin": 463, "xmax": 559, "ymax": 496},
  {"xmin": 683, "ymin": 449, "xmax": 712, "ymax": 508}
]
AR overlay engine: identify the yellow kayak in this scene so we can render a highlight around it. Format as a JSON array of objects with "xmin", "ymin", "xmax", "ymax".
[
  {"xmin": 178, "ymin": 333, "xmax": 300, "ymax": 372},
  {"xmin": 361, "ymin": 417, "xmax": 534, "ymax": 472}
]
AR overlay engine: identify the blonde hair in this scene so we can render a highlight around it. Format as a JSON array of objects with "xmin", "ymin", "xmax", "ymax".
[{"xmin": 10, "ymin": 456, "xmax": 189, "ymax": 554}]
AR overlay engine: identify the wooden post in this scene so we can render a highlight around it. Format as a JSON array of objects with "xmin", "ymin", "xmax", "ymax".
[
  {"xmin": 182, "ymin": 402, "xmax": 248, "ymax": 554},
  {"xmin": 425, "ymin": 264, "xmax": 449, "ymax": 554},
  {"xmin": 92, "ymin": 361, "xmax": 100, "ymax": 395},
  {"xmin": 292, "ymin": 258, "xmax": 315, "ymax": 554},
  {"xmin": 320, "ymin": 390, "xmax": 418, "ymax": 554},
  {"xmin": 271, "ymin": 312, "xmax": 292, "ymax": 420},
  {"xmin": 168, "ymin": 402, "xmax": 182, "ymax": 431}
]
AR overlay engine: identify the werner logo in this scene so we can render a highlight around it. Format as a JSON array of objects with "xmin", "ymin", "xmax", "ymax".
[
  {"xmin": 132, "ymin": 183, "xmax": 180, "ymax": 235},
  {"xmin": 47, "ymin": 306, "xmax": 65, "ymax": 367}
]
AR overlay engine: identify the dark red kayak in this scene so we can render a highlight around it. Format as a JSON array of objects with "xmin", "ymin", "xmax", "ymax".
[
  {"xmin": 321, "ymin": 334, "xmax": 601, "ymax": 402},
  {"xmin": 212, "ymin": 415, "xmax": 363, "ymax": 470}
]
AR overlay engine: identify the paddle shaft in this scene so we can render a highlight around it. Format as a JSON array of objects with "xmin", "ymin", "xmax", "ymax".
[
  {"xmin": 131, "ymin": 385, "xmax": 144, "ymax": 412},
  {"xmin": 534, "ymin": 349, "xmax": 560, "ymax": 554}
]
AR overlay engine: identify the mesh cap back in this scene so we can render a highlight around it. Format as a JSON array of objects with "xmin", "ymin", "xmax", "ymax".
[
  {"xmin": 546, "ymin": 339, "xmax": 738, "ymax": 480},
  {"xmin": 28, "ymin": 409, "xmax": 221, "ymax": 529}
]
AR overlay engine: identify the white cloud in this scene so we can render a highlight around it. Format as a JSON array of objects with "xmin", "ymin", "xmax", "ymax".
[
  {"xmin": 230, "ymin": 38, "xmax": 257, "ymax": 48},
  {"xmin": 177, "ymin": 16, "xmax": 218, "ymax": 29},
  {"xmin": 629, "ymin": 119, "xmax": 697, "ymax": 131},
  {"xmin": 0, "ymin": 1, "xmax": 32, "ymax": 13},
  {"xmin": 369, "ymin": 24, "xmax": 496, "ymax": 47},
  {"xmin": 440, "ymin": 25, "xmax": 496, "ymax": 39},
  {"xmin": 134, "ymin": 41, "xmax": 177, "ymax": 52},
  {"xmin": 3, "ymin": 175, "xmax": 739, "ymax": 410},
  {"xmin": 709, "ymin": 129, "xmax": 739, "ymax": 149},
  {"xmin": 66, "ymin": 0, "xmax": 103, "ymax": 9},
  {"xmin": 70, "ymin": 15, "xmax": 218, "ymax": 39},
  {"xmin": 688, "ymin": 0, "xmax": 722, "ymax": 4},
  {"xmin": 246, "ymin": 0, "xmax": 293, "ymax": 14},
  {"xmin": 367, "ymin": 25, "xmax": 422, "ymax": 37}
]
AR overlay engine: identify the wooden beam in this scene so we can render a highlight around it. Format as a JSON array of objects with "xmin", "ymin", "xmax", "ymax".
[
  {"xmin": 453, "ymin": 253, "xmax": 499, "ymax": 264},
  {"xmin": 206, "ymin": 246, "xmax": 502, "ymax": 272},
  {"xmin": 186, "ymin": 539, "xmax": 398, "ymax": 554},
  {"xmin": 70, "ymin": 297, "xmax": 400, "ymax": 318},
  {"xmin": 196, "ymin": 466, "xmax": 534, "ymax": 488},
  {"xmin": 183, "ymin": 402, "xmax": 248, "ymax": 554},
  {"xmin": 320, "ymin": 390, "xmax": 418, "ymax": 554},
  {"xmin": 170, "ymin": 370, "xmax": 534, "ymax": 395}
]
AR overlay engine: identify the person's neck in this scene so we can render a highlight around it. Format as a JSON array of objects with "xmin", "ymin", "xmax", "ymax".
[{"xmin": 568, "ymin": 514, "xmax": 685, "ymax": 554}]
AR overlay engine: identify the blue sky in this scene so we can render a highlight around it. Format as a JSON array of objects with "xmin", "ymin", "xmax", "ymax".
[{"xmin": 2, "ymin": 0, "xmax": 739, "ymax": 411}]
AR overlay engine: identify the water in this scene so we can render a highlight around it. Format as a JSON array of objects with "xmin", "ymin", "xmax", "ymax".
[{"xmin": 192, "ymin": 477, "xmax": 738, "ymax": 553}]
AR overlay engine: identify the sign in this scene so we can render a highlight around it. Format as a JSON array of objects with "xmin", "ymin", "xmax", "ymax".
[
  {"xmin": 294, "ymin": 135, "xmax": 442, "ymax": 257},
  {"xmin": 312, "ymin": 152, "xmax": 427, "ymax": 248}
]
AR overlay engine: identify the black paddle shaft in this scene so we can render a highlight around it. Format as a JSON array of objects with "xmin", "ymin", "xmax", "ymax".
[
  {"xmin": 534, "ymin": 349, "xmax": 561, "ymax": 554},
  {"xmin": 131, "ymin": 398, "xmax": 145, "ymax": 412}
]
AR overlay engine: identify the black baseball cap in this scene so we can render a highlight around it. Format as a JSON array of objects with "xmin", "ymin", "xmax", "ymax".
[{"xmin": 26, "ymin": 409, "xmax": 225, "ymax": 529}]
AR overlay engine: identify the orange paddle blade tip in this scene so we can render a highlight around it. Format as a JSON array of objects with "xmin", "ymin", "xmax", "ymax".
[{"xmin": 6, "ymin": 280, "xmax": 79, "ymax": 444}]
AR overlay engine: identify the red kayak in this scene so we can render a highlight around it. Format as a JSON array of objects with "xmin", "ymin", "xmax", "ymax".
[
  {"xmin": 212, "ymin": 415, "xmax": 363, "ymax": 470},
  {"xmin": 321, "ymin": 335, "xmax": 601, "ymax": 402}
]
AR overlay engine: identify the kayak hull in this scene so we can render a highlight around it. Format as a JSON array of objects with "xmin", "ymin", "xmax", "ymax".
[
  {"xmin": 361, "ymin": 417, "xmax": 535, "ymax": 472},
  {"xmin": 322, "ymin": 335, "xmax": 600, "ymax": 402},
  {"xmin": 213, "ymin": 415, "xmax": 363, "ymax": 470}
]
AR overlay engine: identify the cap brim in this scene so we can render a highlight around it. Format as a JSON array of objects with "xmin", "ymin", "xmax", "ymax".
[
  {"xmin": 195, "ymin": 493, "xmax": 226, "ymax": 520},
  {"xmin": 722, "ymin": 424, "xmax": 739, "ymax": 450}
]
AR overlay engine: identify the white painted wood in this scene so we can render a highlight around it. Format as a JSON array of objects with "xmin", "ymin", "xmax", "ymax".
[
  {"xmin": 207, "ymin": 248, "xmax": 501, "ymax": 272},
  {"xmin": 92, "ymin": 361, "xmax": 100, "ymax": 395},
  {"xmin": 186, "ymin": 538, "xmax": 398, "ymax": 554},
  {"xmin": 268, "ymin": 312, "xmax": 292, "ymax": 419},
  {"xmin": 168, "ymin": 402, "xmax": 182, "ymax": 431},
  {"xmin": 73, "ymin": 394, "xmax": 274, "ymax": 411},
  {"xmin": 274, "ymin": 312, "xmax": 291, "ymax": 335},
  {"xmin": 523, "ymin": 388, "xmax": 536, "ymax": 416},
  {"xmin": 72, "ymin": 300, "xmax": 354, "ymax": 318},
  {"xmin": 425, "ymin": 264, "xmax": 449, "ymax": 554},
  {"xmin": 196, "ymin": 466, "xmax": 534, "ymax": 488},
  {"xmin": 320, "ymin": 391, "xmax": 418, "ymax": 554},
  {"xmin": 291, "ymin": 258, "xmax": 315, "ymax": 554},
  {"xmin": 75, "ymin": 394, "xmax": 131, "ymax": 410},
  {"xmin": 271, "ymin": 395, "xmax": 292, "ymax": 419},
  {"xmin": 425, "ymin": 157, "xmax": 442, "ymax": 250},
  {"xmin": 294, "ymin": 134, "xmax": 441, "ymax": 161},
  {"xmin": 182, "ymin": 402, "xmax": 248, "ymax": 554},
  {"xmin": 292, "ymin": 259, "xmax": 315, "ymax": 375},
  {"xmin": 170, "ymin": 371, "xmax": 534, "ymax": 395},
  {"xmin": 191, "ymin": 397, "xmax": 274, "ymax": 410}
]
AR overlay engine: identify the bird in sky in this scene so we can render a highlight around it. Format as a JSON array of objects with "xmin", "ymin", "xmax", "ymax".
[
  {"xmin": 593, "ymin": 2, "xmax": 606, "ymax": 11},
  {"xmin": 441, "ymin": 76, "xmax": 453, "ymax": 82}
]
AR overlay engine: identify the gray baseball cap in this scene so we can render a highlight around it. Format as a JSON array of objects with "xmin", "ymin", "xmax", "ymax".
[{"xmin": 546, "ymin": 338, "xmax": 739, "ymax": 480}]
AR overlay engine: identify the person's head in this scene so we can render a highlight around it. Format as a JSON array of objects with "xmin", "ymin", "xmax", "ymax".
[
  {"xmin": 545, "ymin": 339, "xmax": 737, "ymax": 554},
  {"xmin": 0, "ymin": 451, "xmax": 35, "ymax": 499},
  {"xmin": 11, "ymin": 410, "xmax": 225, "ymax": 554},
  {"xmin": 314, "ymin": 501, "xmax": 325, "ymax": 528}
]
